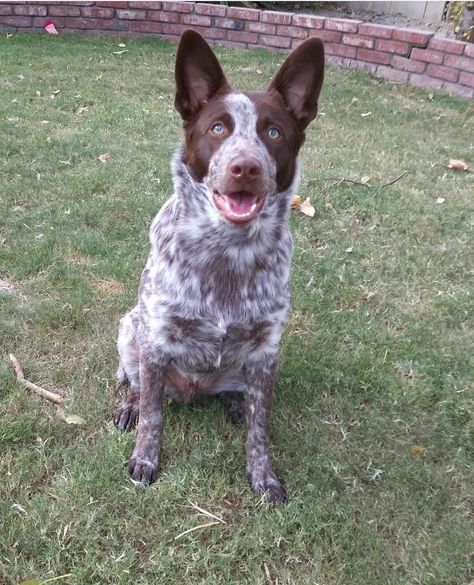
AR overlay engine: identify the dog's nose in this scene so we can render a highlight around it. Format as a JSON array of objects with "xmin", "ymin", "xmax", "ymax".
[{"xmin": 230, "ymin": 158, "xmax": 261, "ymax": 181}]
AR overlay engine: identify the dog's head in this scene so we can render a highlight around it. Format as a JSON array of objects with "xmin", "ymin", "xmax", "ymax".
[{"xmin": 175, "ymin": 30, "xmax": 324, "ymax": 225}]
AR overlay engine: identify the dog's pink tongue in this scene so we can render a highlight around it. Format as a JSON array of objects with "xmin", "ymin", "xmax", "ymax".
[{"xmin": 227, "ymin": 191, "xmax": 258, "ymax": 214}]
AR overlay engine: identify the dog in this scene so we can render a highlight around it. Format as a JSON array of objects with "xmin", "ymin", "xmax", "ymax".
[{"xmin": 114, "ymin": 30, "xmax": 324, "ymax": 503}]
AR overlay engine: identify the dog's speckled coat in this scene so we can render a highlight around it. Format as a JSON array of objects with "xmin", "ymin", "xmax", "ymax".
[{"xmin": 114, "ymin": 30, "xmax": 324, "ymax": 502}]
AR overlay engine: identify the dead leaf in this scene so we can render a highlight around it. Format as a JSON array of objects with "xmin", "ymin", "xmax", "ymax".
[
  {"xmin": 447, "ymin": 159, "xmax": 468, "ymax": 171},
  {"xmin": 345, "ymin": 246, "xmax": 353, "ymax": 253},
  {"xmin": 112, "ymin": 49, "xmax": 128, "ymax": 55},
  {"xmin": 56, "ymin": 409, "xmax": 87, "ymax": 426},
  {"xmin": 410, "ymin": 445, "xmax": 426, "ymax": 458},
  {"xmin": 436, "ymin": 197, "xmax": 445, "ymax": 204},
  {"xmin": 360, "ymin": 111, "xmax": 372, "ymax": 117},
  {"xmin": 299, "ymin": 197, "xmax": 315, "ymax": 217},
  {"xmin": 118, "ymin": 43, "xmax": 126, "ymax": 48},
  {"xmin": 75, "ymin": 106, "xmax": 88, "ymax": 115},
  {"xmin": 98, "ymin": 153, "xmax": 111, "ymax": 164},
  {"xmin": 291, "ymin": 195, "xmax": 302, "ymax": 208},
  {"xmin": 360, "ymin": 176, "xmax": 371, "ymax": 185}
]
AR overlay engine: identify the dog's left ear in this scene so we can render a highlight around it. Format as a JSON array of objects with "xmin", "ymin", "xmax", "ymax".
[
  {"xmin": 175, "ymin": 30, "xmax": 230, "ymax": 120},
  {"xmin": 268, "ymin": 38, "xmax": 325, "ymax": 130}
]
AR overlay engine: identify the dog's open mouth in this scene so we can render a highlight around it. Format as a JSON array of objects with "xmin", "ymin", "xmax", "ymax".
[{"xmin": 213, "ymin": 190, "xmax": 265, "ymax": 224}]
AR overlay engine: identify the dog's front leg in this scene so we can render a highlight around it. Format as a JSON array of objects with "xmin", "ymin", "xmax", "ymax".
[
  {"xmin": 244, "ymin": 358, "xmax": 286, "ymax": 503},
  {"xmin": 127, "ymin": 347, "xmax": 166, "ymax": 485}
]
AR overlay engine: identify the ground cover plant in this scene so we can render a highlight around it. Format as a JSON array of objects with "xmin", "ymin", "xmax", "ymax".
[{"xmin": 0, "ymin": 32, "xmax": 473, "ymax": 585}]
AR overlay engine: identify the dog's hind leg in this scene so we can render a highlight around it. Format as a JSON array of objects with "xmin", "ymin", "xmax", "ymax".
[{"xmin": 114, "ymin": 307, "xmax": 141, "ymax": 431}]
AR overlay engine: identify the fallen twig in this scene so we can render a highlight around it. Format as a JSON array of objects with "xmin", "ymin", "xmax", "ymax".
[
  {"xmin": 306, "ymin": 172, "xmax": 408, "ymax": 189},
  {"xmin": 188, "ymin": 501, "xmax": 226, "ymax": 524},
  {"xmin": 174, "ymin": 521, "xmax": 220, "ymax": 540},
  {"xmin": 307, "ymin": 177, "xmax": 370, "ymax": 187},
  {"xmin": 381, "ymin": 171, "xmax": 408, "ymax": 187},
  {"xmin": 9, "ymin": 354, "xmax": 64, "ymax": 405}
]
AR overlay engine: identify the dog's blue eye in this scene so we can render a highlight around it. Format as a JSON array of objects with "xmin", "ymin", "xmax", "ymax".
[
  {"xmin": 268, "ymin": 127, "xmax": 280, "ymax": 140},
  {"xmin": 211, "ymin": 122, "xmax": 224, "ymax": 136}
]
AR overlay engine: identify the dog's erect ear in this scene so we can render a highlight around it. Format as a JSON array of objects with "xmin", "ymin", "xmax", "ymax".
[
  {"xmin": 175, "ymin": 30, "xmax": 229, "ymax": 120},
  {"xmin": 268, "ymin": 37, "xmax": 325, "ymax": 130}
]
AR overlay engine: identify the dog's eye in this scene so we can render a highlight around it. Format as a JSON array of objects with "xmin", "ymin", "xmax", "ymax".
[
  {"xmin": 211, "ymin": 122, "xmax": 225, "ymax": 136},
  {"xmin": 267, "ymin": 127, "xmax": 281, "ymax": 140}
]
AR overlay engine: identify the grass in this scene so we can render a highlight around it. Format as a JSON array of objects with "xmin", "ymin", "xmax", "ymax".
[{"xmin": 0, "ymin": 32, "xmax": 473, "ymax": 585}]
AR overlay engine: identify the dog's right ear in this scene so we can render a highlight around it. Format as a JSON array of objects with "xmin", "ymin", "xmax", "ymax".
[{"xmin": 175, "ymin": 30, "xmax": 229, "ymax": 120}]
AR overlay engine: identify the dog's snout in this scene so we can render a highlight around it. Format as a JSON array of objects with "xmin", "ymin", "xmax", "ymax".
[{"xmin": 230, "ymin": 158, "xmax": 262, "ymax": 181}]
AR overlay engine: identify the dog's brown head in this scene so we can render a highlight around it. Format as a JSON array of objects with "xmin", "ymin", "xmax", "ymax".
[{"xmin": 174, "ymin": 30, "xmax": 324, "ymax": 225}]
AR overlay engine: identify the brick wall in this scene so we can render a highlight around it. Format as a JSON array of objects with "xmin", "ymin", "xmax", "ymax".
[{"xmin": 1, "ymin": 1, "xmax": 473, "ymax": 98}]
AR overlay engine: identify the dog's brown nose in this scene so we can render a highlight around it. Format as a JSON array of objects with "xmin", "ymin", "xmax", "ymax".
[{"xmin": 230, "ymin": 157, "xmax": 261, "ymax": 181}]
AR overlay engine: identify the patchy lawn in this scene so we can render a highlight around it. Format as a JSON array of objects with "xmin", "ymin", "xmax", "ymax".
[{"xmin": 0, "ymin": 32, "xmax": 473, "ymax": 585}]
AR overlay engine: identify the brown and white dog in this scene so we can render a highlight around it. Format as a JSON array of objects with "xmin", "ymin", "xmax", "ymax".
[{"xmin": 114, "ymin": 30, "xmax": 324, "ymax": 502}]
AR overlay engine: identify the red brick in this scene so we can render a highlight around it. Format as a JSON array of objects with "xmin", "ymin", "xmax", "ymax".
[
  {"xmin": 444, "ymin": 53, "xmax": 474, "ymax": 73},
  {"xmin": 1, "ymin": 15, "xmax": 32, "ymax": 26},
  {"xmin": 100, "ymin": 18, "xmax": 130, "ymax": 30},
  {"xmin": 358, "ymin": 23, "xmax": 393, "ymax": 39},
  {"xmin": 357, "ymin": 48, "xmax": 392, "ymax": 65},
  {"xmin": 409, "ymin": 73, "xmax": 443, "ymax": 90},
  {"xmin": 215, "ymin": 17, "xmax": 244, "ymax": 31},
  {"xmin": 258, "ymin": 34, "xmax": 291, "ymax": 48},
  {"xmin": 465, "ymin": 44, "xmax": 474, "ymax": 59},
  {"xmin": 81, "ymin": 7, "xmax": 114, "ymax": 18},
  {"xmin": 276, "ymin": 24, "xmax": 307, "ymax": 39},
  {"xmin": 147, "ymin": 10, "xmax": 179, "ymax": 23},
  {"xmin": 308, "ymin": 29, "xmax": 341, "ymax": 43},
  {"xmin": 181, "ymin": 14, "xmax": 211, "ymax": 26},
  {"xmin": 14, "ymin": 4, "xmax": 46, "ymax": 16},
  {"xmin": 130, "ymin": 20, "xmax": 162, "ymax": 33},
  {"xmin": 227, "ymin": 6, "xmax": 259, "ymax": 21},
  {"xmin": 0, "ymin": 5, "xmax": 13, "ymax": 16},
  {"xmin": 33, "ymin": 15, "xmax": 64, "ymax": 27},
  {"xmin": 49, "ymin": 5, "xmax": 80, "ymax": 17},
  {"xmin": 392, "ymin": 28, "xmax": 432, "ymax": 46},
  {"xmin": 376, "ymin": 65, "xmax": 409, "ymax": 83},
  {"xmin": 246, "ymin": 21, "xmax": 275, "ymax": 35},
  {"xmin": 260, "ymin": 10, "xmax": 291, "ymax": 25},
  {"xmin": 325, "ymin": 43, "xmax": 356, "ymax": 59},
  {"xmin": 325, "ymin": 17, "xmax": 360, "ymax": 33},
  {"xmin": 227, "ymin": 30, "xmax": 257, "ymax": 44},
  {"xmin": 129, "ymin": 1, "xmax": 162, "ymax": 8},
  {"xmin": 428, "ymin": 37, "xmax": 465, "ymax": 55},
  {"xmin": 116, "ymin": 9, "xmax": 146, "ymax": 20},
  {"xmin": 96, "ymin": 2, "xmax": 128, "ymax": 7},
  {"xmin": 348, "ymin": 59, "xmax": 377, "ymax": 74},
  {"xmin": 197, "ymin": 27, "xmax": 225, "ymax": 40},
  {"xmin": 442, "ymin": 81, "xmax": 473, "ymax": 98},
  {"xmin": 411, "ymin": 48, "xmax": 443, "ymax": 64},
  {"xmin": 160, "ymin": 21, "xmax": 186, "ymax": 35},
  {"xmin": 342, "ymin": 34, "xmax": 373, "ymax": 49},
  {"xmin": 392, "ymin": 55, "xmax": 426, "ymax": 73},
  {"xmin": 427, "ymin": 63, "xmax": 459, "ymax": 82},
  {"xmin": 195, "ymin": 3, "xmax": 226, "ymax": 17},
  {"xmin": 460, "ymin": 70, "xmax": 474, "ymax": 88},
  {"xmin": 161, "ymin": 1, "xmax": 193, "ymax": 13},
  {"xmin": 375, "ymin": 38, "xmax": 410, "ymax": 56},
  {"xmin": 292, "ymin": 14, "xmax": 324, "ymax": 29}
]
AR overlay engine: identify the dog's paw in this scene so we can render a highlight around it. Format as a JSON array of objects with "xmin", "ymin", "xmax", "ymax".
[
  {"xmin": 250, "ymin": 473, "xmax": 287, "ymax": 504},
  {"xmin": 127, "ymin": 452, "xmax": 160, "ymax": 485},
  {"xmin": 114, "ymin": 399, "xmax": 139, "ymax": 431}
]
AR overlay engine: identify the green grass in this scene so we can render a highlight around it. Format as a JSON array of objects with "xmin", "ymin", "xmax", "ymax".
[{"xmin": 1, "ymin": 32, "xmax": 473, "ymax": 585}]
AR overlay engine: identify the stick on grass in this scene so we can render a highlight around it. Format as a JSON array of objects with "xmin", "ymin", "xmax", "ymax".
[{"xmin": 9, "ymin": 354, "xmax": 64, "ymax": 405}]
